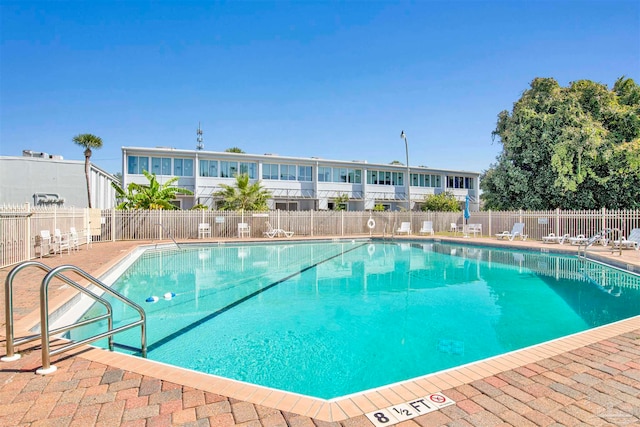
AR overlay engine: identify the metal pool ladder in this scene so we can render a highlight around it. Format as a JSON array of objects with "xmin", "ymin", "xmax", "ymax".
[
  {"xmin": 577, "ymin": 228, "xmax": 622, "ymax": 259},
  {"xmin": 2, "ymin": 261, "xmax": 147, "ymax": 374}
]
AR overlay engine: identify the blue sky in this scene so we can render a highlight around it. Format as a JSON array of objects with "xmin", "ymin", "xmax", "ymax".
[{"xmin": 1, "ymin": 1, "xmax": 638, "ymax": 176}]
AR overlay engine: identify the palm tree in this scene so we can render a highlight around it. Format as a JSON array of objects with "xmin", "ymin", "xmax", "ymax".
[
  {"xmin": 225, "ymin": 147, "xmax": 245, "ymax": 153},
  {"xmin": 111, "ymin": 170, "xmax": 193, "ymax": 210},
  {"xmin": 73, "ymin": 133, "xmax": 103, "ymax": 208},
  {"xmin": 214, "ymin": 173, "xmax": 271, "ymax": 211}
]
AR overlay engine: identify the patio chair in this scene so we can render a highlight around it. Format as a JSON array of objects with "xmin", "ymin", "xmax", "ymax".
[
  {"xmin": 38, "ymin": 230, "xmax": 53, "ymax": 258},
  {"xmin": 263, "ymin": 222, "xmax": 294, "ymax": 238},
  {"xmin": 238, "ymin": 222, "xmax": 251, "ymax": 238},
  {"xmin": 495, "ymin": 222, "xmax": 527, "ymax": 241},
  {"xmin": 54, "ymin": 229, "xmax": 71, "ymax": 256},
  {"xmin": 467, "ymin": 223, "xmax": 482, "ymax": 237},
  {"xmin": 396, "ymin": 222, "xmax": 411, "ymax": 235},
  {"xmin": 450, "ymin": 223, "xmax": 458, "ymax": 234},
  {"xmin": 69, "ymin": 227, "xmax": 80, "ymax": 251},
  {"xmin": 418, "ymin": 221, "xmax": 434, "ymax": 235},
  {"xmin": 198, "ymin": 223, "xmax": 211, "ymax": 239}
]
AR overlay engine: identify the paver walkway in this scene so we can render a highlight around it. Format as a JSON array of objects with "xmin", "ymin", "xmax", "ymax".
[{"xmin": 1, "ymin": 238, "xmax": 640, "ymax": 426}]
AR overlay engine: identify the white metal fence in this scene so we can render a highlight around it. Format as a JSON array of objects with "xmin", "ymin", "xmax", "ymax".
[{"xmin": 2, "ymin": 205, "xmax": 639, "ymax": 268}]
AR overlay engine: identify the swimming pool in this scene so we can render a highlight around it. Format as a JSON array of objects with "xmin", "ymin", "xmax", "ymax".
[{"xmin": 68, "ymin": 240, "xmax": 640, "ymax": 399}]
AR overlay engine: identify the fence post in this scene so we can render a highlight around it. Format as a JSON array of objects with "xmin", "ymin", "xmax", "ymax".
[
  {"xmin": 310, "ymin": 209, "xmax": 314, "ymax": 237},
  {"xmin": 111, "ymin": 209, "xmax": 116, "ymax": 242},
  {"xmin": 556, "ymin": 208, "xmax": 560, "ymax": 235},
  {"xmin": 488, "ymin": 210, "xmax": 492, "ymax": 236},
  {"xmin": 602, "ymin": 207, "xmax": 606, "ymax": 232},
  {"xmin": 26, "ymin": 203, "xmax": 32, "ymax": 260},
  {"xmin": 341, "ymin": 210, "xmax": 344, "ymax": 236}
]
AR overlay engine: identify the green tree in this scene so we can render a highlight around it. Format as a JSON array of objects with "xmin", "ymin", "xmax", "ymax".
[
  {"xmin": 389, "ymin": 160, "xmax": 403, "ymax": 165},
  {"xmin": 111, "ymin": 170, "xmax": 193, "ymax": 210},
  {"xmin": 225, "ymin": 147, "xmax": 245, "ymax": 153},
  {"xmin": 421, "ymin": 192, "xmax": 460, "ymax": 212},
  {"xmin": 333, "ymin": 194, "xmax": 349, "ymax": 211},
  {"xmin": 73, "ymin": 133, "xmax": 103, "ymax": 208},
  {"xmin": 214, "ymin": 173, "xmax": 270, "ymax": 211},
  {"xmin": 373, "ymin": 204, "xmax": 386, "ymax": 211},
  {"xmin": 481, "ymin": 77, "xmax": 640, "ymax": 210}
]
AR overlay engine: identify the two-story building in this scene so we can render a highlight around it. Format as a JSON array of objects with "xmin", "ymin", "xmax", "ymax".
[{"xmin": 121, "ymin": 146, "xmax": 480, "ymax": 211}]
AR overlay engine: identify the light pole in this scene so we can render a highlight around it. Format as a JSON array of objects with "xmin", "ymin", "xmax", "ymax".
[{"xmin": 400, "ymin": 131, "xmax": 411, "ymax": 226}]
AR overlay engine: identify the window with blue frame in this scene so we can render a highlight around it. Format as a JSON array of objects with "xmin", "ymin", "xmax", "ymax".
[
  {"xmin": 151, "ymin": 157, "xmax": 172, "ymax": 175},
  {"xmin": 263, "ymin": 163, "xmax": 279, "ymax": 180},
  {"xmin": 127, "ymin": 156, "xmax": 149, "ymax": 174},
  {"xmin": 318, "ymin": 167, "xmax": 331, "ymax": 182},
  {"xmin": 298, "ymin": 166, "xmax": 312, "ymax": 182},
  {"xmin": 220, "ymin": 161, "xmax": 238, "ymax": 178},
  {"xmin": 199, "ymin": 160, "xmax": 218, "ymax": 177},
  {"xmin": 239, "ymin": 162, "xmax": 257, "ymax": 179},
  {"xmin": 172, "ymin": 158, "xmax": 193, "ymax": 177},
  {"xmin": 280, "ymin": 164, "xmax": 296, "ymax": 180}
]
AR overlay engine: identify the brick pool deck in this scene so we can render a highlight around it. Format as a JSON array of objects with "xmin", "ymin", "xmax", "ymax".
[{"xmin": 1, "ymin": 236, "xmax": 640, "ymax": 426}]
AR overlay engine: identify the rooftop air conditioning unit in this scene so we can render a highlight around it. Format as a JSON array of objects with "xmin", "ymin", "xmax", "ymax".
[{"xmin": 23, "ymin": 150, "xmax": 48, "ymax": 158}]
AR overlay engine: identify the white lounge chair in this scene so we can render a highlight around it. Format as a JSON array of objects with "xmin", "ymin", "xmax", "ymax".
[
  {"xmin": 542, "ymin": 233, "xmax": 570, "ymax": 244},
  {"xmin": 450, "ymin": 223, "xmax": 458, "ymax": 234},
  {"xmin": 263, "ymin": 222, "xmax": 294, "ymax": 238},
  {"xmin": 569, "ymin": 234, "xmax": 588, "ymax": 245},
  {"xmin": 613, "ymin": 228, "xmax": 640, "ymax": 250},
  {"xmin": 419, "ymin": 221, "xmax": 434, "ymax": 235},
  {"xmin": 396, "ymin": 222, "xmax": 411, "ymax": 235},
  {"xmin": 198, "ymin": 223, "xmax": 211, "ymax": 239},
  {"xmin": 495, "ymin": 223, "xmax": 527, "ymax": 241},
  {"xmin": 238, "ymin": 222, "xmax": 251, "ymax": 238}
]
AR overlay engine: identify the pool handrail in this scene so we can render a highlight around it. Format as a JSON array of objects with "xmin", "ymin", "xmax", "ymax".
[
  {"xmin": 3, "ymin": 261, "xmax": 114, "ymax": 362},
  {"xmin": 2, "ymin": 261, "xmax": 147, "ymax": 375}
]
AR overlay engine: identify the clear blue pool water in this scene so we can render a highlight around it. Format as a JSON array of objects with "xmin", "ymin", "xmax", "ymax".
[{"xmin": 69, "ymin": 240, "xmax": 640, "ymax": 399}]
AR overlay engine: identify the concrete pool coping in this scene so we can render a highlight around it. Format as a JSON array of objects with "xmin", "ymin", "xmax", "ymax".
[{"xmin": 2, "ymin": 236, "xmax": 640, "ymax": 425}]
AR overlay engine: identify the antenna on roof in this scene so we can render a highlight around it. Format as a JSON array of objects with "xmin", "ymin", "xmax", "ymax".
[{"xmin": 196, "ymin": 122, "xmax": 204, "ymax": 150}]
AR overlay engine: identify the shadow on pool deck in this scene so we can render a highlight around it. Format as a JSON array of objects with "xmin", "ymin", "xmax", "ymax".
[{"xmin": 1, "ymin": 236, "xmax": 640, "ymax": 426}]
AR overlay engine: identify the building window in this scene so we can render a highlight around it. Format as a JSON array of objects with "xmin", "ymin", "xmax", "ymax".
[
  {"xmin": 446, "ymin": 175, "xmax": 472, "ymax": 188},
  {"xmin": 220, "ymin": 161, "xmax": 238, "ymax": 178},
  {"xmin": 239, "ymin": 162, "xmax": 257, "ymax": 179},
  {"xmin": 391, "ymin": 172, "xmax": 404, "ymax": 186},
  {"xmin": 173, "ymin": 158, "xmax": 193, "ymax": 176},
  {"xmin": 346, "ymin": 168, "xmax": 362, "ymax": 184},
  {"xmin": 280, "ymin": 164, "xmax": 296, "ymax": 180},
  {"xmin": 318, "ymin": 167, "xmax": 331, "ymax": 182},
  {"xmin": 199, "ymin": 160, "xmax": 218, "ymax": 177},
  {"xmin": 151, "ymin": 157, "xmax": 172, "ymax": 175},
  {"xmin": 333, "ymin": 168, "xmax": 347, "ymax": 183},
  {"xmin": 298, "ymin": 165, "xmax": 312, "ymax": 181},
  {"xmin": 383, "ymin": 171, "xmax": 391, "ymax": 185},
  {"xmin": 127, "ymin": 156, "xmax": 149, "ymax": 174},
  {"xmin": 263, "ymin": 163, "xmax": 279, "ymax": 180}
]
